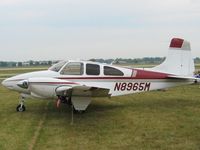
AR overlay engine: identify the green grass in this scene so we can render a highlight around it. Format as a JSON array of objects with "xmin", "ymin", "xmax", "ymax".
[
  {"xmin": 1, "ymin": 67, "xmax": 200, "ymax": 149},
  {"xmin": 0, "ymin": 67, "xmax": 47, "ymax": 79},
  {"xmin": 1, "ymin": 84, "xmax": 200, "ymax": 150}
]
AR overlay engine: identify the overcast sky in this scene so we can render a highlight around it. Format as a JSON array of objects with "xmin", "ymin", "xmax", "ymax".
[{"xmin": 0, "ymin": 0, "xmax": 200, "ymax": 61}]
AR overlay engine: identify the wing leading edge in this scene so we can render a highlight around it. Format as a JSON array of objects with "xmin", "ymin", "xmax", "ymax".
[{"xmin": 27, "ymin": 77, "xmax": 110, "ymax": 98}]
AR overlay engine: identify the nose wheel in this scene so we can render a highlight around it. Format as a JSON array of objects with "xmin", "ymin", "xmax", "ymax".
[
  {"xmin": 16, "ymin": 96, "xmax": 26, "ymax": 112},
  {"xmin": 16, "ymin": 104, "xmax": 26, "ymax": 112}
]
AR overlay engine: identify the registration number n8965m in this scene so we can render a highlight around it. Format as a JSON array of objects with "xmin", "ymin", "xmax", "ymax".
[{"xmin": 114, "ymin": 82, "xmax": 151, "ymax": 91}]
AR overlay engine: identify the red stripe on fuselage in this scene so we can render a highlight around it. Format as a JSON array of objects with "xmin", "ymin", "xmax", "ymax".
[
  {"xmin": 29, "ymin": 82, "xmax": 78, "ymax": 84},
  {"xmin": 134, "ymin": 69, "xmax": 169, "ymax": 79}
]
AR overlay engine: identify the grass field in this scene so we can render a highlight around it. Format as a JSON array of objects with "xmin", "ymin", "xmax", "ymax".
[
  {"xmin": 0, "ymin": 67, "xmax": 47, "ymax": 79},
  {"xmin": 1, "ymin": 67, "xmax": 200, "ymax": 150}
]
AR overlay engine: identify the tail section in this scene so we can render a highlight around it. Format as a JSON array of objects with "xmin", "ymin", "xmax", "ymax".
[{"xmin": 152, "ymin": 38, "xmax": 194, "ymax": 76}]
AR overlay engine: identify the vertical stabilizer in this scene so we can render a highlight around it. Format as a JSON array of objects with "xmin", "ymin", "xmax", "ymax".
[{"xmin": 152, "ymin": 38, "xmax": 194, "ymax": 76}]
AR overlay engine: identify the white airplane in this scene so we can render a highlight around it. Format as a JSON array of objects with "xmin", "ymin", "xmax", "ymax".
[{"xmin": 1, "ymin": 38, "xmax": 197, "ymax": 113}]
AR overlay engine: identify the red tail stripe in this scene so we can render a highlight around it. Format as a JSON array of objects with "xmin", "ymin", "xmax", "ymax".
[{"xmin": 170, "ymin": 38, "xmax": 184, "ymax": 48}]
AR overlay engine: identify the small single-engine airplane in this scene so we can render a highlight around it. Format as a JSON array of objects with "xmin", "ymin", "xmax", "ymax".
[{"xmin": 1, "ymin": 38, "xmax": 197, "ymax": 113}]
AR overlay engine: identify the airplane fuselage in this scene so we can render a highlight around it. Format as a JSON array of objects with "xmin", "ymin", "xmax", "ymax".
[{"xmin": 2, "ymin": 60, "xmax": 193, "ymax": 99}]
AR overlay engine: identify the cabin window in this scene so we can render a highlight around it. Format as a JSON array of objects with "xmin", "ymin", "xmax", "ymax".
[
  {"xmin": 86, "ymin": 64, "xmax": 100, "ymax": 75},
  {"xmin": 60, "ymin": 62, "xmax": 83, "ymax": 75},
  {"xmin": 104, "ymin": 66, "xmax": 124, "ymax": 76}
]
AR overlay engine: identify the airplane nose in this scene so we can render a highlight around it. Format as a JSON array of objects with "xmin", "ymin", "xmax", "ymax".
[
  {"xmin": 1, "ymin": 79, "xmax": 8, "ymax": 87},
  {"xmin": 1, "ymin": 78, "xmax": 14, "ymax": 89},
  {"xmin": 1, "ymin": 79, "xmax": 6, "ymax": 87}
]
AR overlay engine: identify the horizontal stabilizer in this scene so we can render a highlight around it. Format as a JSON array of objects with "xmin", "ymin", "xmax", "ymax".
[{"xmin": 167, "ymin": 75, "xmax": 197, "ymax": 81}]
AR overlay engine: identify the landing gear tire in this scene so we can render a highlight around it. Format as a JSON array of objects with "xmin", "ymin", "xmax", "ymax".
[{"xmin": 16, "ymin": 104, "xmax": 26, "ymax": 112}]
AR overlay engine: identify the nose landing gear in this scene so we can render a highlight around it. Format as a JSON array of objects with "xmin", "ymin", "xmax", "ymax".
[{"xmin": 16, "ymin": 96, "xmax": 26, "ymax": 112}]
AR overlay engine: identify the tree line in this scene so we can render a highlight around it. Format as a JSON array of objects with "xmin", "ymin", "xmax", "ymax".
[
  {"xmin": 0, "ymin": 60, "xmax": 53, "ymax": 67},
  {"xmin": 1, "ymin": 57, "xmax": 200, "ymax": 67}
]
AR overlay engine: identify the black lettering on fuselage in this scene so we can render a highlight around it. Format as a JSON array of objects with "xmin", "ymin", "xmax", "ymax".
[
  {"xmin": 114, "ymin": 82, "xmax": 121, "ymax": 91},
  {"xmin": 114, "ymin": 82, "xmax": 151, "ymax": 92}
]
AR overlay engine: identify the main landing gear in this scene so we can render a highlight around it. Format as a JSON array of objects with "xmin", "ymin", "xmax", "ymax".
[
  {"xmin": 16, "ymin": 96, "xmax": 26, "ymax": 112},
  {"xmin": 56, "ymin": 96, "xmax": 86, "ymax": 114},
  {"xmin": 56, "ymin": 96, "xmax": 72, "ymax": 108}
]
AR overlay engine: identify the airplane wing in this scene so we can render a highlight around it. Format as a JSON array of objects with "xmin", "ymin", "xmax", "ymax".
[{"xmin": 25, "ymin": 77, "xmax": 110, "ymax": 98}]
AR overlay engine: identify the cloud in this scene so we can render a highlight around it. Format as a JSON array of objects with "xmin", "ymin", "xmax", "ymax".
[
  {"xmin": 0, "ymin": 0, "xmax": 26, "ymax": 5},
  {"xmin": 0, "ymin": 0, "xmax": 200, "ymax": 61}
]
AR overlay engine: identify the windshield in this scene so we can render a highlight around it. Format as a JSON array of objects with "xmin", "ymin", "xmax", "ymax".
[{"xmin": 49, "ymin": 61, "xmax": 67, "ymax": 72}]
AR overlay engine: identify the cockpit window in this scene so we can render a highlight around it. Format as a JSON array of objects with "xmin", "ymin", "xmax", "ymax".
[
  {"xmin": 60, "ymin": 62, "xmax": 83, "ymax": 75},
  {"xmin": 49, "ymin": 61, "xmax": 67, "ymax": 72}
]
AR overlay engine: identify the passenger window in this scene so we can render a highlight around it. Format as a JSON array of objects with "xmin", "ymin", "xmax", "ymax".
[
  {"xmin": 104, "ymin": 66, "xmax": 124, "ymax": 76},
  {"xmin": 86, "ymin": 64, "xmax": 100, "ymax": 75},
  {"xmin": 60, "ymin": 62, "xmax": 83, "ymax": 75}
]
